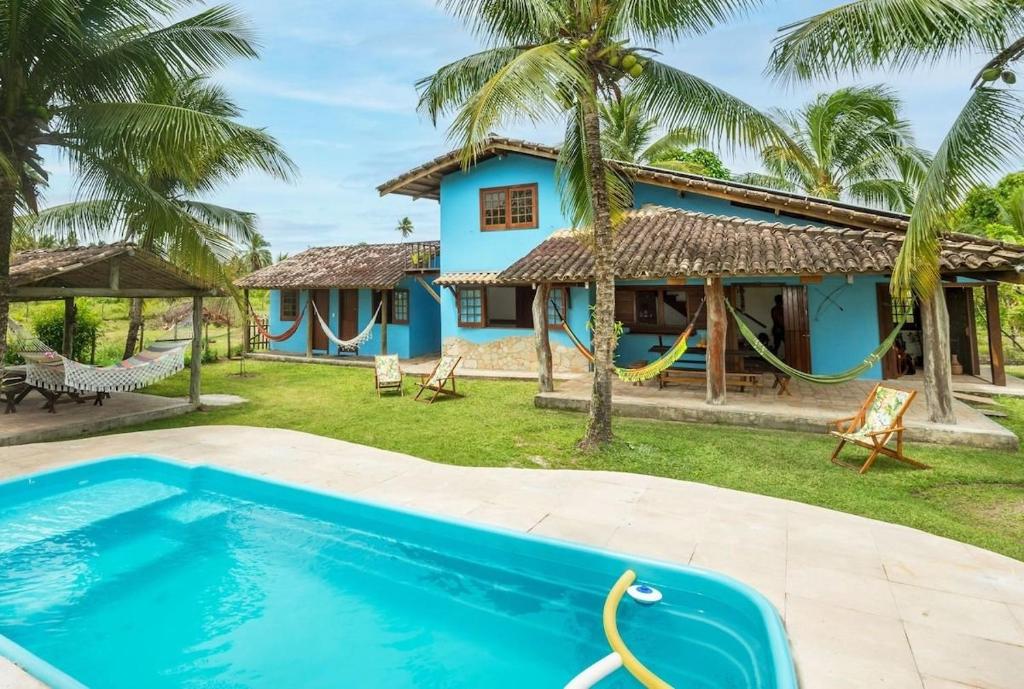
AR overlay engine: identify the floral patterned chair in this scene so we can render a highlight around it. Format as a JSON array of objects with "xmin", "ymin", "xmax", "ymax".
[
  {"xmin": 829, "ymin": 384, "xmax": 929, "ymax": 474},
  {"xmin": 373, "ymin": 355, "xmax": 404, "ymax": 397},
  {"xmin": 414, "ymin": 355, "xmax": 462, "ymax": 404}
]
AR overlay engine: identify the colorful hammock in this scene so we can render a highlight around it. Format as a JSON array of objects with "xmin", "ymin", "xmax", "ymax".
[
  {"xmin": 725, "ymin": 300, "xmax": 904, "ymax": 385},
  {"xmin": 248, "ymin": 303, "xmax": 308, "ymax": 343},
  {"xmin": 62, "ymin": 340, "xmax": 189, "ymax": 393},
  {"xmin": 557, "ymin": 301, "xmax": 705, "ymax": 383},
  {"xmin": 310, "ymin": 301, "xmax": 381, "ymax": 350}
]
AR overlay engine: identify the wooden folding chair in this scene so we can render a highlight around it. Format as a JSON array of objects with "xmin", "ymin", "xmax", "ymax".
[
  {"xmin": 414, "ymin": 355, "xmax": 462, "ymax": 404},
  {"xmin": 828, "ymin": 383, "xmax": 930, "ymax": 474},
  {"xmin": 373, "ymin": 355, "xmax": 404, "ymax": 397}
]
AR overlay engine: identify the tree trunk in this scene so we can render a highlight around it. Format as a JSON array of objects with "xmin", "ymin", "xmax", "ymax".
[
  {"xmin": 532, "ymin": 283, "xmax": 554, "ymax": 393},
  {"xmin": 920, "ymin": 285, "xmax": 956, "ymax": 424},
  {"xmin": 0, "ymin": 183, "xmax": 15, "ymax": 368},
  {"xmin": 190, "ymin": 296, "xmax": 202, "ymax": 406},
  {"xmin": 62, "ymin": 298, "xmax": 76, "ymax": 358},
  {"xmin": 706, "ymin": 277, "xmax": 727, "ymax": 405},
  {"xmin": 578, "ymin": 91, "xmax": 616, "ymax": 450},
  {"xmin": 123, "ymin": 297, "xmax": 145, "ymax": 359}
]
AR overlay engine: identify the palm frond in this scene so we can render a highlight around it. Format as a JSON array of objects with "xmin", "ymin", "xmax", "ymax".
[
  {"xmin": 734, "ymin": 172, "xmax": 799, "ymax": 192},
  {"xmin": 894, "ymin": 87, "xmax": 1024, "ymax": 299},
  {"xmin": 769, "ymin": 0, "xmax": 1024, "ymax": 82},
  {"xmin": 416, "ymin": 47, "xmax": 525, "ymax": 124},
  {"xmin": 606, "ymin": 0, "xmax": 766, "ymax": 42},
  {"xmin": 435, "ymin": 0, "xmax": 562, "ymax": 45},
  {"xmin": 641, "ymin": 127, "xmax": 700, "ymax": 164},
  {"xmin": 847, "ymin": 178, "xmax": 917, "ymax": 211}
]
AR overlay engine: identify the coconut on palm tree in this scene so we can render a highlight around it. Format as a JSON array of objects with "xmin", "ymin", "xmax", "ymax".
[
  {"xmin": 20, "ymin": 75, "xmax": 294, "ymax": 357},
  {"xmin": 736, "ymin": 86, "xmax": 931, "ymax": 212},
  {"xmin": 396, "ymin": 217, "xmax": 415, "ymax": 240},
  {"xmin": 418, "ymin": 0, "xmax": 787, "ymax": 448},
  {"xmin": 0, "ymin": 0, "xmax": 282, "ymax": 365},
  {"xmin": 769, "ymin": 0, "xmax": 1024, "ymax": 422}
]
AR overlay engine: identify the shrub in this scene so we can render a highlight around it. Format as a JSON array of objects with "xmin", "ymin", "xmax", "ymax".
[{"xmin": 32, "ymin": 303, "xmax": 102, "ymax": 361}]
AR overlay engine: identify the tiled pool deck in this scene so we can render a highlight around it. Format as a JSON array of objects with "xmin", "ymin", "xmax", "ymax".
[{"xmin": 1, "ymin": 427, "xmax": 1022, "ymax": 689}]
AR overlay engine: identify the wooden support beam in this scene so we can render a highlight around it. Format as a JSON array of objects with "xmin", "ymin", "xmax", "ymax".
[
  {"xmin": 985, "ymin": 283, "xmax": 1007, "ymax": 386},
  {"xmin": 108, "ymin": 257, "xmax": 120, "ymax": 291},
  {"xmin": 190, "ymin": 296, "xmax": 202, "ymax": 406},
  {"xmin": 921, "ymin": 287, "xmax": 956, "ymax": 424},
  {"xmin": 62, "ymin": 297, "xmax": 76, "ymax": 358},
  {"xmin": 381, "ymin": 290, "xmax": 389, "ymax": 355},
  {"xmin": 706, "ymin": 278, "xmax": 727, "ymax": 406},
  {"xmin": 414, "ymin": 275, "xmax": 441, "ymax": 304},
  {"xmin": 10, "ymin": 287, "xmax": 218, "ymax": 300},
  {"xmin": 242, "ymin": 289, "xmax": 250, "ymax": 356},
  {"xmin": 305, "ymin": 290, "xmax": 314, "ymax": 358},
  {"xmin": 532, "ymin": 283, "xmax": 553, "ymax": 393}
]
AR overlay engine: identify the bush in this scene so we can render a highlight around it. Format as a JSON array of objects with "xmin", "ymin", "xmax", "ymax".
[{"xmin": 32, "ymin": 303, "xmax": 102, "ymax": 361}]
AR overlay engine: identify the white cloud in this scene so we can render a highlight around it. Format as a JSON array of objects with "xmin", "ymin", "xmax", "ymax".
[{"xmin": 221, "ymin": 72, "xmax": 417, "ymax": 112}]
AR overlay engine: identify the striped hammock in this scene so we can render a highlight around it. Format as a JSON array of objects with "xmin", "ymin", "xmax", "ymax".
[
  {"xmin": 558, "ymin": 301, "xmax": 705, "ymax": 383},
  {"xmin": 61, "ymin": 341, "xmax": 189, "ymax": 393},
  {"xmin": 310, "ymin": 301, "xmax": 381, "ymax": 350},
  {"xmin": 725, "ymin": 300, "xmax": 904, "ymax": 385}
]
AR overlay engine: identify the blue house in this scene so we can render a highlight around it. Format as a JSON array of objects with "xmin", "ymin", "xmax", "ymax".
[
  {"xmin": 375, "ymin": 137, "xmax": 1023, "ymax": 387},
  {"xmin": 237, "ymin": 242, "xmax": 441, "ymax": 360}
]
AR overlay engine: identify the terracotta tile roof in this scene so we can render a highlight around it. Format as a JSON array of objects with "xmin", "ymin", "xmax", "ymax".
[
  {"xmin": 11, "ymin": 243, "xmax": 214, "ymax": 292},
  {"xmin": 434, "ymin": 272, "xmax": 503, "ymax": 286},
  {"xmin": 377, "ymin": 136, "xmax": 911, "ymax": 232},
  {"xmin": 235, "ymin": 241, "xmax": 440, "ymax": 290},
  {"xmin": 496, "ymin": 206, "xmax": 1024, "ymax": 283}
]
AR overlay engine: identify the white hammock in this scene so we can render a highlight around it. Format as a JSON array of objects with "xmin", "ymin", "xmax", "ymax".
[
  {"xmin": 61, "ymin": 341, "xmax": 189, "ymax": 393},
  {"xmin": 311, "ymin": 301, "xmax": 381, "ymax": 350}
]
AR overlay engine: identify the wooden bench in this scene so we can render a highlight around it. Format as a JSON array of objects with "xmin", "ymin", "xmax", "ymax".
[{"xmin": 659, "ymin": 368, "xmax": 762, "ymax": 395}]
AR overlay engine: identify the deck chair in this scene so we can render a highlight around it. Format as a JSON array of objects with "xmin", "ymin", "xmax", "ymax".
[
  {"xmin": 828, "ymin": 384, "xmax": 930, "ymax": 474},
  {"xmin": 414, "ymin": 355, "xmax": 462, "ymax": 404},
  {"xmin": 374, "ymin": 355, "xmax": 404, "ymax": 397}
]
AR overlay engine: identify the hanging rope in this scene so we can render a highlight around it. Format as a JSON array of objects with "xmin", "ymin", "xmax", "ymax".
[
  {"xmin": 554, "ymin": 300, "xmax": 705, "ymax": 383},
  {"xmin": 247, "ymin": 303, "xmax": 307, "ymax": 343},
  {"xmin": 310, "ymin": 301, "xmax": 381, "ymax": 350},
  {"xmin": 725, "ymin": 299, "xmax": 904, "ymax": 385}
]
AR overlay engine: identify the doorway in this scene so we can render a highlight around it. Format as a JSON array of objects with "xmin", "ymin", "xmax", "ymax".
[
  {"xmin": 311, "ymin": 289, "xmax": 330, "ymax": 351},
  {"xmin": 339, "ymin": 289, "xmax": 359, "ymax": 342},
  {"xmin": 734, "ymin": 284, "xmax": 811, "ymax": 372}
]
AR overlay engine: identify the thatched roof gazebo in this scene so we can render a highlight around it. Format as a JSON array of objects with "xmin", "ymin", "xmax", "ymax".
[{"xmin": 8, "ymin": 243, "xmax": 220, "ymax": 405}]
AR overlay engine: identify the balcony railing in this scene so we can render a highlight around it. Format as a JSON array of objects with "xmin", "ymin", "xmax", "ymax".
[{"xmin": 407, "ymin": 242, "xmax": 440, "ymax": 272}]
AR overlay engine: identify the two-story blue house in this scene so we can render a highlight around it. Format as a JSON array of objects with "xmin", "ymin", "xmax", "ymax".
[
  {"xmin": 375, "ymin": 137, "xmax": 1023, "ymax": 387},
  {"xmin": 240, "ymin": 137, "xmax": 1024, "ymax": 390}
]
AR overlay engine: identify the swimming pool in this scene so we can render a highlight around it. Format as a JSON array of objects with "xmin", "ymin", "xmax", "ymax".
[{"xmin": 0, "ymin": 457, "xmax": 797, "ymax": 689}]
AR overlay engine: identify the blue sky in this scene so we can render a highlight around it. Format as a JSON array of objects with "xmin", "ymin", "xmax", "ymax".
[{"xmin": 46, "ymin": 0, "xmax": 993, "ymax": 255}]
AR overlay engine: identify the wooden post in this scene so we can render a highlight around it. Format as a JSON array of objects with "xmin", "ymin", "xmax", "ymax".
[
  {"xmin": 532, "ymin": 283, "xmax": 554, "ymax": 392},
  {"xmin": 920, "ymin": 285, "xmax": 956, "ymax": 424},
  {"xmin": 381, "ymin": 290, "xmax": 389, "ymax": 355},
  {"xmin": 189, "ymin": 296, "xmax": 202, "ymax": 406},
  {"xmin": 985, "ymin": 283, "xmax": 1007, "ymax": 386},
  {"xmin": 242, "ymin": 289, "xmax": 250, "ymax": 356},
  {"xmin": 305, "ymin": 290, "xmax": 314, "ymax": 358},
  {"xmin": 706, "ymin": 277, "xmax": 727, "ymax": 406},
  {"xmin": 62, "ymin": 297, "xmax": 76, "ymax": 358}
]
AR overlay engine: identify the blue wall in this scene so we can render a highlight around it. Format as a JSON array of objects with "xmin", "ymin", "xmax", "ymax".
[{"xmin": 267, "ymin": 276, "xmax": 440, "ymax": 359}]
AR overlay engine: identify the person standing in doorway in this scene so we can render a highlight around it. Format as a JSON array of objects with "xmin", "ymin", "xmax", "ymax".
[{"xmin": 771, "ymin": 294, "xmax": 785, "ymax": 355}]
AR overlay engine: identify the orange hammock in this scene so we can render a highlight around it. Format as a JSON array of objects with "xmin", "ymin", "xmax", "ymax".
[{"xmin": 248, "ymin": 303, "xmax": 308, "ymax": 343}]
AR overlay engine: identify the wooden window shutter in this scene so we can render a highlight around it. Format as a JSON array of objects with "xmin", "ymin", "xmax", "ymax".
[{"xmin": 614, "ymin": 289, "xmax": 635, "ymax": 324}]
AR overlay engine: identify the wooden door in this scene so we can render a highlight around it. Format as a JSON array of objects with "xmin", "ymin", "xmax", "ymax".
[
  {"xmin": 876, "ymin": 284, "xmax": 899, "ymax": 379},
  {"xmin": 312, "ymin": 289, "xmax": 330, "ymax": 351},
  {"xmin": 782, "ymin": 285, "xmax": 811, "ymax": 372},
  {"xmin": 340, "ymin": 289, "xmax": 358, "ymax": 341},
  {"xmin": 945, "ymin": 286, "xmax": 979, "ymax": 376}
]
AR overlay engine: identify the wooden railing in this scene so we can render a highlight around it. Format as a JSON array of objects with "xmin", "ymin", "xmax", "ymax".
[
  {"xmin": 248, "ymin": 316, "xmax": 269, "ymax": 351},
  {"xmin": 407, "ymin": 242, "xmax": 440, "ymax": 271}
]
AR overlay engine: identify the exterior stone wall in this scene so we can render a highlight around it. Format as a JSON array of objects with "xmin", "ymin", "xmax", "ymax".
[{"xmin": 444, "ymin": 335, "xmax": 589, "ymax": 374}]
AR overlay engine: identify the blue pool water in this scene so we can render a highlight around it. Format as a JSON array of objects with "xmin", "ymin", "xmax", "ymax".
[{"xmin": 0, "ymin": 457, "xmax": 797, "ymax": 689}]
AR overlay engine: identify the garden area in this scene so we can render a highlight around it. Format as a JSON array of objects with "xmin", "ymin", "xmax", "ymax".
[{"xmin": 126, "ymin": 359, "xmax": 1024, "ymax": 562}]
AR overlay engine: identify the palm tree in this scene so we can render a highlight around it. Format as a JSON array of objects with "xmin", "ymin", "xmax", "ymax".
[
  {"xmin": 769, "ymin": 0, "xmax": 1024, "ymax": 300},
  {"xmin": 769, "ymin": 0, "xmax": 1024, "ymax": 423},
  {"xmin": 736, "ymin": 86, "xmax": 931, "ymax": 212},
  {"xmin": 0, "ymin": 0, "xmax": 277, "ymax": 365},
  {"xmin": 240, "ymin": 232, "xmax": 274, "ymax": 273},
  {"xmin": 419, "ymin": 0, "xmax": 786, "ymax": 448},
  {"xmin": 396, "ymin": 217, "xmax": 415, "ymax": 240},
  {"xmin": 21, "ymin": 76, "xmax": 294, "ymax": 357}
]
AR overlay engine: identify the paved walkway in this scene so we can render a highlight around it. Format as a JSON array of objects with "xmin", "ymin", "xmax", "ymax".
[
  {"xmin": 1, "ymin": 427, "xmax": 1022, "ymax": 689},
  {"xmin": 538, "ymin": 376, "xmax": 1019, "ymax": 451}
]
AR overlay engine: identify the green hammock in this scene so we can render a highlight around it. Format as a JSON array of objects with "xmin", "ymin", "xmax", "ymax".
[
  {"xmin": 725, "ymin": 300, "xmax": 905, "ymax": 385},
  {"xmin": 557, "ymin": 301, "xmax": 705, "ymax": 383}
]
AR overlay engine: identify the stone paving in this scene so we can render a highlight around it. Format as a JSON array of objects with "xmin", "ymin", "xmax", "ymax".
[
  {"xmin": 538, "ymin": 376, "xmax": 1019, "ymax": 450},
  {"xmin": 1, "ymin": 426, "xmax": 1022, "ymax": 689}
]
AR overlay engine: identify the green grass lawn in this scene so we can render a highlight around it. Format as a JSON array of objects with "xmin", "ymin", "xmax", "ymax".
[{"xmin": 128, "ymin": 360, "xmax": 1024, "ymax": 561}]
